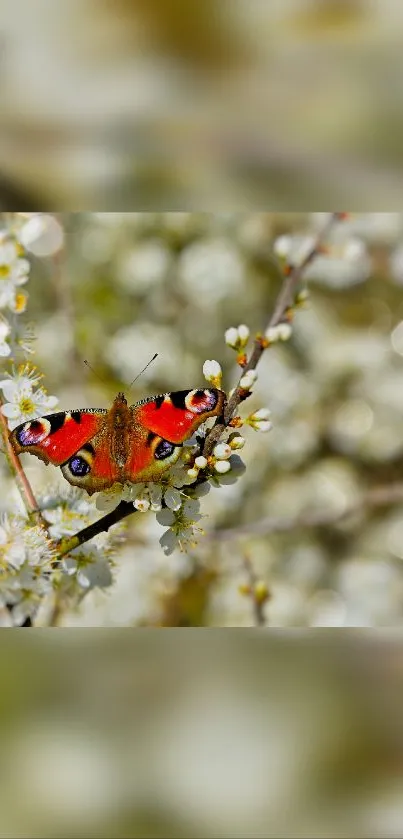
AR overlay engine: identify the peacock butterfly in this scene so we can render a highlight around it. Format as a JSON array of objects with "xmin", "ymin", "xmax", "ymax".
[{"xmin": 10, "ymin": 388, "xmax": 226, "ymax": 495}]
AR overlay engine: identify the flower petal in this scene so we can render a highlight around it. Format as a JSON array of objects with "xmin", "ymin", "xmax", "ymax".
[
  {"xmin": 1, "ymin": 403, "xmax": 22, "ymax": 418},
  {"xmin": 164, "ymin": 487, "xmax": 182, "ymax": 511},
  {"xmin": 156, "ymin": 509, "xmax": 176, "ymax": 527},
  {"xmin": 0, "ymin": 381, "xmax": 21, "ymax": 401}
]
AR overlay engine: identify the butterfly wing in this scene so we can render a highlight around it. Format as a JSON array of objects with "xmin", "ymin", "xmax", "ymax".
[
  {"xmin": 10, "ymin": 409, "xmax": 120, "ymax": 494},
  {"xmin": 10, "ymin": 388, "xmax": 226, "ymax": 492},
  {"xmin": 126, "ymin": 388, "xmax": 225, "ymax": 482}
]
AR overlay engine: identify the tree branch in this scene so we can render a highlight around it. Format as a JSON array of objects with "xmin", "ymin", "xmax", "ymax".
[
  {"xmin": 56, "ymin": 500, "xmax": 136, "ymax": 557},
  {"xmin": 203, "ymin": 211, "xmax": 344, "ymax": 456},
  {"xmin": 0, "ymin": 396, "xmax": 48, "ymax": 530}
]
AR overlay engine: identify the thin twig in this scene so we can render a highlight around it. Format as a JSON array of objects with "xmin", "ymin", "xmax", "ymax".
[
  {"xmin": 0, "ymin": 396, "xmax": 48, "ymax": 529},
  {"xmin": 203, "ymin": 212, "xmax": 343, "ymax": 456},
  {"xmin": 242, "ymin": 553, "xmax": 268, "ymax": 627},
  {"xmin": 207, "ymin": 482, "xmax": 403, "ymax": 542}
]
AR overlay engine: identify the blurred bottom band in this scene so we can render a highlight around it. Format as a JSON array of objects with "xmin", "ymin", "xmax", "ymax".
[{"xmin": 0, "ymin": 630, "xmax": 402, "ymax": 838}]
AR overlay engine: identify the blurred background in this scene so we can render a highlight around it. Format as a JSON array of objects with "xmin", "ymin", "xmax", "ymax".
[
  {"xmin": 2, "ymin": 0, "xmax": 403, "ymax": 208},
  {"xmin": 1, "ymin": 211, "xmax": 403, "ymax": 628},
  {"xmin": 0, "ymin": 631, "xmax": 402, "ymax": 838}
]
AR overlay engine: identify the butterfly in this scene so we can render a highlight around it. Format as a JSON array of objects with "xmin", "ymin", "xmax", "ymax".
[{"xmin": 10, "ymin": 388, "xmax": 226, "ymax": 495}]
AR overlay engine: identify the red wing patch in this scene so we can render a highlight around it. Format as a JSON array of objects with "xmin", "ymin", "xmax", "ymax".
[
  {"xmin": 60, "ymin": 433, "xmax": 121, "ymax": 494},
  {"xmin": 133, "ymin": 388, "xmax": 225, "ymax": 444},
  {"xmin": 11, "ymin": 411, "xmax": 106, "ymax": 466}
]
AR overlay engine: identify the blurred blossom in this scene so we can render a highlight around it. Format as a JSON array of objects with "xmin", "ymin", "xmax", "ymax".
[
  {"xmin": 117, "ymin": 240, "xmax": 171, "ymax": 291},
  {"xmin": 304, "ymin": 239, "xmax": 371, "ymax": 288},
  {"xmin": 337, "ymin": 558, "xmax": 401, "ymax": 625},
  {"xmin": 80, "ymin": 224, "xmax": 117, "ymax": 264},
  {"xmin": 106, "ymin": 323, "xmax": 183, "ymax": 385},
  {"xmin": 337, "ymin": 213, "xmax": 403, "ymax": 244},
  {"xmin": 178, "ymin": 239, "xmax": 244, "ymax": 302},
  {"xmin": 18, "ymin": 214, "xmax": 64, "ymax": 256},
  {"xmin": 330, "ymin": 399, "xmax": 374, "ymax": 451}
]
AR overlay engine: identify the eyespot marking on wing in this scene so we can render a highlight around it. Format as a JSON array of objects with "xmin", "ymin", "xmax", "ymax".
[
  {"xmin": 65, "ymin": 445, "xmax": 94, "ymax": 477},
  {"xmin": 184, "ymin": 389, "xmax": 219, "ymax": 413},
  {"xmin": 16, "ymin": 418, "xmax": 52, "ymax": 446},
  {"xmin": 154, "ymin": 439, "xmax": 176, "ymax": 460},
  {"xmin": 70, "ymin": 456, "xmax": 91, "ymax": 477}
]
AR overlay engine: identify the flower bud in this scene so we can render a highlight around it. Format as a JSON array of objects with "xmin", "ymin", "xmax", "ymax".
[
  {"xmin": 229, "ymin": 435, "xmax": 245, "ymax": 450},
  {"xmin": 251, "ymin": 408, "xmax": 271, "ymax": 421},
  {"xmin": 214, "ymin": 460, "xmax": 231, "ymax": 475},
  {"xmin": 187, "ymin": 468, "xmax": 199, "ymax": 480},
  {"xmin": 224, "ymin": 327, "xmax": 239, "ymax": 348},
  {"xmin": 239, "ymin": 369, "xmax": 258, "ymax": 389},
  {"xmin": 194, "ymin": 455, "xmax": 207, "ymax": 469},
  {"xmin": 265, "ymin": 323, "xmax": 292, "ymax": 343},
  {"xmin": 213, "ymin": 443, "xmax": 232, "ymax": 460},
  {"xmin": 237, "ymin": 324, "xmax": 250, "ymax": 345},
  {"xmin": 203, "ymin": 359, "xmax": 222, "ymax": 386}
]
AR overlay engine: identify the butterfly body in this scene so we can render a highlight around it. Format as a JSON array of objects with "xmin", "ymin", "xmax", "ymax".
[{"xmin": 10, "ymin": 389, "xmax": 225, "ymax": 494}]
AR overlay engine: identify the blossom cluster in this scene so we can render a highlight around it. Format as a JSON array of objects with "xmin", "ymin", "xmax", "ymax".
[{"xmin": 0, "ymin": 213, "xmax": 274, "ymax": 625}]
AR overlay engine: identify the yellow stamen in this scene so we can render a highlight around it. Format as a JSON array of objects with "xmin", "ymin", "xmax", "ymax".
[
  {"xmin": 19, "ymin": 397, "xmax": 35, "ymax": 414},
  {"xmin": 14, "ymin": 293, "xmax": 27, "ymax": 313}
]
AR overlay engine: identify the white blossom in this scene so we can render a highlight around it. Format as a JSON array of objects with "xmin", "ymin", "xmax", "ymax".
[
  {"xmin": 63, "ymin": 545, "xmax": 113, "ymax": 590},
  {"xmin": 156, "ymin": 497, "xmax": 203, "ymax": 555},
  {"xmin": 133, "ymin": 497, "xmax": 151, "ymax": 512},
  {"xmin": 0, "ymin": 378, "xmax": 58, "ymax": 430}
]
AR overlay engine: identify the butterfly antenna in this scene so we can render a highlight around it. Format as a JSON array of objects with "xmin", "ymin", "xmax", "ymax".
[
  {"xmin": 129, "ymin": 353, "xmax": 158, "ymax": 388},
  {"xmin": 83, "ymin": 360, "xmax": 107, "ymax": 385}
]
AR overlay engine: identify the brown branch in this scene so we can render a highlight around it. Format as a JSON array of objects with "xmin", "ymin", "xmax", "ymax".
[
  {"xmin": 203, "ymin": 212, "xmax": 344, "ymax": 456},
  {"xmin": 207, "ymin": 482, "xmax": 403, "ymax": 542},
  {"xmin": 0, "ymin": 396, "xmax": 48, "ymax": 529},
  {"xmin": 56, "ymin": 500, "xmax": 136, "ymax": 558}
]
